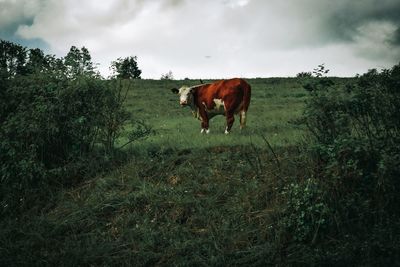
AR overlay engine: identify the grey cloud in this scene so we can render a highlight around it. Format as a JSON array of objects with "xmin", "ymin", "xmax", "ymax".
[
  {"xmin": 227, "ymin": 0, "xmax": 400, "ymax": 48},
  {"xmin": 161, "ymin": 0, "xmax": 185, "ymax": 9},
  {"xmin": 1, "ymin": 0, "xmax": 399, "ymax": 78},
  {"xmin": 0, "ymin": 18, "xmax": 34, "ymax": 38},
  {"xmin": 0, "ymin": 0, "xmax": 45, "ymax": 28},
  {"xmin": 321, "ymin": 0, "xmax": 400, "ymax": 45},
  {"xmin": 0, "ymin": 0, "xmax": 48, "ymax": 49},
  {"xmin": 392, "ymin": 28, "xmax": 400, "ymax": 45}
]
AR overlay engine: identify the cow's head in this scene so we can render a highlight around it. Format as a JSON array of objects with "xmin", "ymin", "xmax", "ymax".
[{"xmin": 171, "ymin": 86, "xmax": 195, "ymax": 106}]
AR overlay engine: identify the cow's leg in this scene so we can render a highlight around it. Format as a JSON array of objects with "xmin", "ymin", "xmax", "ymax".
[
  {"xmin": 201, "ymin": 120, "xmax": 210, "ymax": 134},
  {"xmin": 239, "ymin": 110, "xmax": 246, "ymax": 129},
  {"xmin": 223, "ymin": 94, "xmax": 241, "ymax": 134},
  {"xmin": 225, "ymin": 111, "xmax": 235, "ymax": 134},
  {"xmin": 199, "ymin": 109, "xmax": 210, "ymax": 134}
]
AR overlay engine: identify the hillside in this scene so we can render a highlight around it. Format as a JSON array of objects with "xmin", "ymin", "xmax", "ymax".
[
  {"xmin": 2, "ymin": 78, "xmax": 309, "ymax": 265},
  {"xmin": 2, "ymin": 74, "xmax": 399, "ymax": 266}
]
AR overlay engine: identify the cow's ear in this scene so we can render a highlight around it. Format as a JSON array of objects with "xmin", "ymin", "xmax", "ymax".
[{"xmin": 171, "ymin": 88, "xmax": 179, "ymax": 94}]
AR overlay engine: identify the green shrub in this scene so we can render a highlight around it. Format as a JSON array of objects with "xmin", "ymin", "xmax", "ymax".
[
  {"xmin": 306, "ymin": 65, "xmax": 400, "ymax": 215},
  {"xmin": 277, "ymin": 63, "xmax": 400, "ymax": 265},
  {"xmin": 280, "ymin": 178, "xmax": 331, "ymax": 243},
  {"xmin": 0, "ymin": 42, "xmax": 150, "ymax": 216}
]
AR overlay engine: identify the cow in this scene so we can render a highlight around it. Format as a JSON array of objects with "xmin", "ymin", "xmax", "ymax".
[{"xmin": 171, "ymin": 78, "xmax": 251, "ymax": 134}]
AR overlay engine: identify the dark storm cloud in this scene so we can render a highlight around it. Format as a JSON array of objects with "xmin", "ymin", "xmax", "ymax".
[
  {"xmin": 0, "ymin": 17, "xmax": 48, "ymax": 50},
  {"xmin": 392, "ymin": 28, "xmax": 400, "ymax": 45},
  {"xmin": 0, "ymin": 18, "xmax": 34, "ymax": 38},
  {"xmin": 322, "ymin": 0, "xmax": 400, "ymax": 45},
  {"xmin": 0, "ymin": 0, "xmax": 49, "ymax": 49}
]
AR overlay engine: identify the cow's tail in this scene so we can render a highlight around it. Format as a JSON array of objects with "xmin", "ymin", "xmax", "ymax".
[{"xmin": 240, "ymin": 81, "xmax": 251, "ymax": 129}]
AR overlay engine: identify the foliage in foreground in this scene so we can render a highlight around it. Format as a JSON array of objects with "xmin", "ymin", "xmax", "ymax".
[
  {"xmin": 0, "ymin": 40, "xmax": 150, "ymax": 217},
  {"xmin": 275, "ymin": 63, "xmax": 400, "ymax": 265},
  {"xmin": 0, "ymin": 145, "xmax": 302, "ymax": 266}
]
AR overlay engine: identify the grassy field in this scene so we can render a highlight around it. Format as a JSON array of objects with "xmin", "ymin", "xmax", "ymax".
[
  {"xmin": 123, "ymin": 78, "xmax": 307, "ymax": 150},
  {"xmin": 2, "ymin": 78, "xmax": 315, "ymax": 265}
]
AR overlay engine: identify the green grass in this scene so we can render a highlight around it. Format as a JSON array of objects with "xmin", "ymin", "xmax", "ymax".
[
  {"xmin": 121, "ymin": 78, "xmax": 307, "ymax": 150},
  {"xmin": 1, "ymin": 78, "xmax": 313, "ymax": 266},
  {"xmin": 2, "ymin": 146, "xmax": 304, "ymax": 266}
]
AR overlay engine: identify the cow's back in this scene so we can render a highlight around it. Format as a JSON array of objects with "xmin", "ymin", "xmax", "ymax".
[{"xmin": 195, "ymin": 78, "xmax": 251, "ymax": 112}]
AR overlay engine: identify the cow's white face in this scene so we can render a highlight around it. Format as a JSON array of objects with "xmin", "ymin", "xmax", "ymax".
[{"xmin": 171, "ymin": 86, "xmax": 194, "ymax": 106}]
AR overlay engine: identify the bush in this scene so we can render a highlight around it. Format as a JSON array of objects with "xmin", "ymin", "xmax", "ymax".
[
  {"xmin": 307, "ymin": 65, "xmax": 400, "ymax": 213},
  {"xmin": 0, "ymin": 42, "xmax": 150, "ymax": 217},
  {"xmin": 296, "ymin": 71, "xmax": 312, "ymax": 78},
  {"xmin": 280, "ymin": 178, "xmax": 331, "ymax": 243},
  {"xmin": 275, "ymin": 63, "xmax": 400, "ymax": 265}
]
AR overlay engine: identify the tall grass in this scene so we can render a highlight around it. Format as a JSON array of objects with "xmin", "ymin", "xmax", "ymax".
[
  {"xmin": 7, "ymin": 76, "xmax": 385, "ymax": 266},
  {"xmin": 1, "ymin": 144, "xmax": 305, "ymax": 266}
]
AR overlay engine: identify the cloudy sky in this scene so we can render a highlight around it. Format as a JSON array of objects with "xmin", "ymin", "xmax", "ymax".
[{"xmin": 1, "ymin": 0, "xmax": 400, "ymax": 79}]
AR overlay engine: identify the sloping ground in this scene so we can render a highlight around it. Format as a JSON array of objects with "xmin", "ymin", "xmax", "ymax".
[
  {"xmin": 1, "ymin": 145, "xmax": 302, "ymax": 266},
  {"xmin": 3, "ymin": 77, "xmax": 398, "ymax": 266},
  {"xmin": 0, "ymin": 78, "xmax": 314, "ymax": 265}
]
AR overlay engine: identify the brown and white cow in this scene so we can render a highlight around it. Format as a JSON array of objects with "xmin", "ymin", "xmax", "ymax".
[{"xmin": 171, "ymin": 78, "xmax": 251, "ymax": 134}]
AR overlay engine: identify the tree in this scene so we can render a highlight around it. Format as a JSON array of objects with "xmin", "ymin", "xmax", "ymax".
[
  {"xmin": 296, "ymin": 71, "xmax": 312, "ymax": 78},
  {"xmin": 110, "ymin": 56, "xmax": 142, "ymax": 79},
  {"xmin": 160, "ymin": 70, "xmax": 174, "ymax": 80},
  {"xmin": 0, "ymin": 39, "xmax": 27, "ymax": 77},
  {"xmin": 312, "ymin": 64, "xmax": 329, "ymax": 77},
  {"xmin": 64, "ymin": 46, "xmax": 97, "ymax": 78},
  {"xmin": 25, "ymin": 48, "xmax": 49, "ymax": 74}
]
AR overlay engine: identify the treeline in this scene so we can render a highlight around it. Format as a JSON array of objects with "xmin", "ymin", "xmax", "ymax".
[
  {"xmin": 0, "ymin": 40, "xmax": 142, "ymax": 79},
  {"xmin": 0, "ymin": 40, "xmax": 149, "ymax": 216}
]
